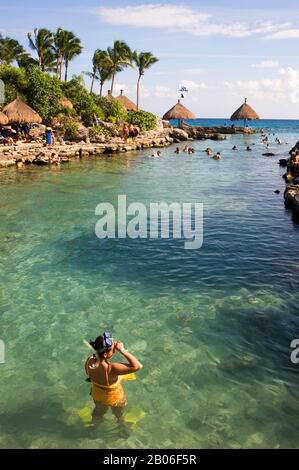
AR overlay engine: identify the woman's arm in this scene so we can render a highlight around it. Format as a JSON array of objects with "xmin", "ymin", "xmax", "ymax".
[{"xmin": 111, "ymin": 341, "xmax": 143, "ymax": 376}]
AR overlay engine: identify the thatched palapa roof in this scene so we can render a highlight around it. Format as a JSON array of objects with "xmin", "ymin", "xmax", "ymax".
[
  {"xmin": 0, "ymin": 111, "xmax": 9, "ymax": 126},
  {"xmin": 163, "ymin": 100, "xmax": 196, "ymax": 120},
  {"xmin": 116, "ymin": 90, "xmax": 137, "ymax": 111},
  {"xmin": 59, "ymin": 96, "xmax": 73, "ymax": 110},
  {"xmin": 3, "ymin": 97, "xmax": 42, "ymax": 124},
  {"xmin": 230, "ymin": 98, "xmax": 259, "ymax": 121}
]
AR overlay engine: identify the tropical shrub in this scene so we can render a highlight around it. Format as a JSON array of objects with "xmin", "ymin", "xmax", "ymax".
[
  {"xmin": 61, "ymin": 116, "xmax": 80, "ymax": 138},
  {"xmin": 127, "ymin": 110, "xmax": 156, "ymax": 132},
  {"xmin": 25, "ymin": 68, "xmax": 63, "ymax": 123},
  {"xmin": 63, "ymin": 75, "xmax": 104, "ymax": 126},
  {"xmin": 93, "ymin": 95, "xmax": 127, "ymax": 122},
  {"xmin": 0, "ymin": 65, "xmax": 28, "ymax": 104}
]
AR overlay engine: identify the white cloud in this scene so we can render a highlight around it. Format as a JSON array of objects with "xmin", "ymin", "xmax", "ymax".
[
  {"xmin": 252, "ymin": 60, "xmax": 279, "ymax": 69},
  {"xmin": 265, "ymin": 29, "xmax": 299, "ymax": 39},
  {"xmin": 96, "ymin": 4, "xmax": 290, "ymax": 38},
  {"xmin": 224, "ymin": 67, "xmax": 299, "ymax": 103}
]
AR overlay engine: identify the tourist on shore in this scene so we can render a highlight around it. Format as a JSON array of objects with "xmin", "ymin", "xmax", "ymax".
[
  {"xmin": 92, "ymin": 114, "xmax": 100, "ymax": 126},
  {"xmin": 85, "ymin": 332, "xmax": 143, "ymax": 426},
  {"xmin": 122, "ymin": 124, "xmax": 129, "ymax": 142},
  {"xmin": 129, "ymin": 124, "xmax": 139, "ymax": 139},
  {"xmin": 45, "ymin": 128, "xmax": 54, "ymax": 146}
]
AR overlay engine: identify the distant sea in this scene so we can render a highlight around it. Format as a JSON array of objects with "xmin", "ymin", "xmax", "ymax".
[{"xmin": 170, "ymin": 118, "xmax": 299, "ymax": 136}]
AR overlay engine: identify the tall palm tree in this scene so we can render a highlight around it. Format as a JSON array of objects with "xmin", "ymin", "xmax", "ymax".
[
  {"xmin": 53, "ymin": 29, "xmax": 82, "ymax": 81},
  {"xmin": 27, "ymin": 28, "xmax": 54, "ymax": 72},
  {"xmin": 62, "ymin": 32, "xmax": 82, "ymax": 81},
  {"xmin": 107, "ymin": 40, "xmax": 132, "ymax": 95},
  {"xmin": 133, "ymin": 51, "xmax": 159, "ymax": 110},
  {"xmin": 0, "ymin": 35, "xmax": 26, "ymax": 65},
  {"xmin": 86, "ymin": 49, "xmax": 114, "ymax": 95}
]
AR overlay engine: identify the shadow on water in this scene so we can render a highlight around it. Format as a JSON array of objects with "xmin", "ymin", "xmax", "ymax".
[{"xmin": 0, "ymin": 400, "xmax": 127, "ymax": 447}]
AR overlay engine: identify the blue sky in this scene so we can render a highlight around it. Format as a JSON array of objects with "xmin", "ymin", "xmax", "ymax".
[{"xmin": 2, "ymin": 0, "xmax": 299, "ymax": 118}]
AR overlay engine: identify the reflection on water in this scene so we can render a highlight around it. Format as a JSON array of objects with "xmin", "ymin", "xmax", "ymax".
[{"xmin": 0, "ymin": 127, "xmax": 299, "ymax": 448}]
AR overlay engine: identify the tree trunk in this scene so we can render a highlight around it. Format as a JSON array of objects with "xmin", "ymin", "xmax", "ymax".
[
  {"xmin": 110, "ymin": 70, "xmax": 115, "ymax": 95},
  {"xmin": 64, "ymin": 59, "xmax": 69, "ymax": 82},
  {"xmin": 99, "ymin": 81, "xmax": 103, "ymax": 97},
  {"xmin": 59, "ymin": 59, "xmax": 63, "ymax": 80},
  {"xmin": 90, "ymin": 72, "xmax": 96, "ymax": 93},
  {"xmin": 137, "ymin": 74, "xmax": 142, "ymax": 111}
]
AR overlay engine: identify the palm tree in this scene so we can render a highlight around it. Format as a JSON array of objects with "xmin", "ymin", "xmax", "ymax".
[
  {"xmin": 133, "ymin": 51, "xmax": 158, "ymax": 110},
  {"xmin": 86, "ymin": 49, "xmax": 114, "ymax": 95},
  {"xmin": 27, "ymin": 28, "xmax": 54, "ymax": 72},
  {"xmin": 107, "ymin": 40, "xmax": 132, "ymax": 95},
  {"xmin": 62, "ymin": 32, "xmax": 82, "ymax": 81},
  {"xmin": 53, "ymin": 29, "xmax": 82, "ymax": 81},
  {"xmin": 0, "ymin": 35, "xmax": 26, "ymax": 65}
]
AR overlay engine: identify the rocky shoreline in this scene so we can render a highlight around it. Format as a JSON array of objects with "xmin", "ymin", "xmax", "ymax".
[{"xmin": 0, "ymin": 124, "xmax": 258, "ymax": 168}]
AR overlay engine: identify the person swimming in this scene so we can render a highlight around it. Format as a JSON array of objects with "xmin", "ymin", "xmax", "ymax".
[
  {"xmin": 85, "ymin": 332, "xmax": 143, "ymax": 426},
  {"xmin": 152, "ymin": 151, "xmax": 161, "ymax": 158},
  {"xmin": 205, "ymin": 148, "xmax": 213, "ymax": 156},
  {"xmin": 213, "ymin": 152, "xmax": 221, "ymax": 160},
  {"xmin": 246, "ymin": 146, "xmax": 252, "ymax": 151},
  {"xmin": 174, "ymin": 147, "xmax": 180, "ymax": 154},
  {"xmin": 232, "ymin": 146, "xmax": 237, "ymax": 150}
]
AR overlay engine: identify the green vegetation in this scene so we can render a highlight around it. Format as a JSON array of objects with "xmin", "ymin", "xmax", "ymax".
[
  {"xmin": 62, "ymin": 75, "xmax": 104, "ymax": 126},
  {"xmin": 26, "ymin": 68, "xmax": 63, "ymax": 122},
  {"xmin": 94, "ymin": 95, "xmax": 127, "ymax": 122},
  {"xmin": 0, "ymin": 27, "xmax": 159, "ymax": 128},
  {"xmin": 127, "ymin": 110, "xmax": 157, "ymax": 132}
]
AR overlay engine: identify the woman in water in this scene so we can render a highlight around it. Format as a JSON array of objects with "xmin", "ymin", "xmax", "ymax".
[{"xmin": 85, "ymin": 332, "xmax": 143, "ymax": 425}]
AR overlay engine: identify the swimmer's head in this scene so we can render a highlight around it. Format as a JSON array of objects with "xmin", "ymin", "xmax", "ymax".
[{"xmin": 89, "ymin": 331, "xmax": 114, "ymax": 359}]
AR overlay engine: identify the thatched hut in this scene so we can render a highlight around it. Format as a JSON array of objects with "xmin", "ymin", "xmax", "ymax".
[
  {"xmin": 115, "ymin": 90, "xmax": 137, "ymax": 112},
  {"xmin": 59, "ymin": 96, "xmax": 73, "ymax": 110},
  {"xmin": 163, "ymin": 100, "xmax": 196, "ymax": 121},
  {"xmin": 0, "ymin": 111, "xmax": 9, "ymax": 126},
  {"xmin": 3, "ymin": 97, "xmax": 42, "ymax": 124},
  {"xmin": 230, "ymin": 98, "xmax": 259, "ymax": 122}
]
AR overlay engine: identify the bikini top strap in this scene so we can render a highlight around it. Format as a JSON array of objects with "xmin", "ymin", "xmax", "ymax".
[{"xmin": 105, "ymin": 362, "xmax": 110, "ymax": 386}]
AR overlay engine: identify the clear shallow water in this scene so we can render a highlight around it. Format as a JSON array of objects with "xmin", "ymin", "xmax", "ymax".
[{"xmin": 0, "ymin": 121, "xmax": 299, "ymax": 449}]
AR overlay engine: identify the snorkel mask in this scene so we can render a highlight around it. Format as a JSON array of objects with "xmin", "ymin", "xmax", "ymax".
[{"xmin": 99, "ymin": 331, "xmax": 113, "ymax": 354}]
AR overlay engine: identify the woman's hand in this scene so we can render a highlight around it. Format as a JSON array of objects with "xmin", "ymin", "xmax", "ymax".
[{"xmin": 115, "ymin": 341, "xmax": 125, "ymax": 352}]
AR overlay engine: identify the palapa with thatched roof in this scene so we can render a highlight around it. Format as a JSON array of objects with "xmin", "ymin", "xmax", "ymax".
[
  {"xmin": 0, "ymin": 111, "xmax": 9, "ymax": 126},
  {"xmin": 115, "ymin": 90, "xmax": 137, "ymax": 111},
  {"xmin": 230, "ymin": 98, "xmax": 259, "ymax": 122},
  {"xmin": 163, "ymin": 100, "xmax": 196, "ymax": 121},
  {"xmin": 59, "ymin": 96, "xmax": 73, "ymax": 110},
  {"xmin": 3, "ymin": 97, "xmax": 42, "ymax": 124}
]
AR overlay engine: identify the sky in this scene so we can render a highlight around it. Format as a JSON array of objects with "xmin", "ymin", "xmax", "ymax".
[{"xmin": 2, "ymin": 0, "xmax": 299, "ymax": 118}]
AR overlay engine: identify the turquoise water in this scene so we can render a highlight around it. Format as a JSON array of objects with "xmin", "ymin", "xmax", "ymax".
[{"xmin": 0, "ymin": 121, "xmax": 299, "ymax": 449}]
